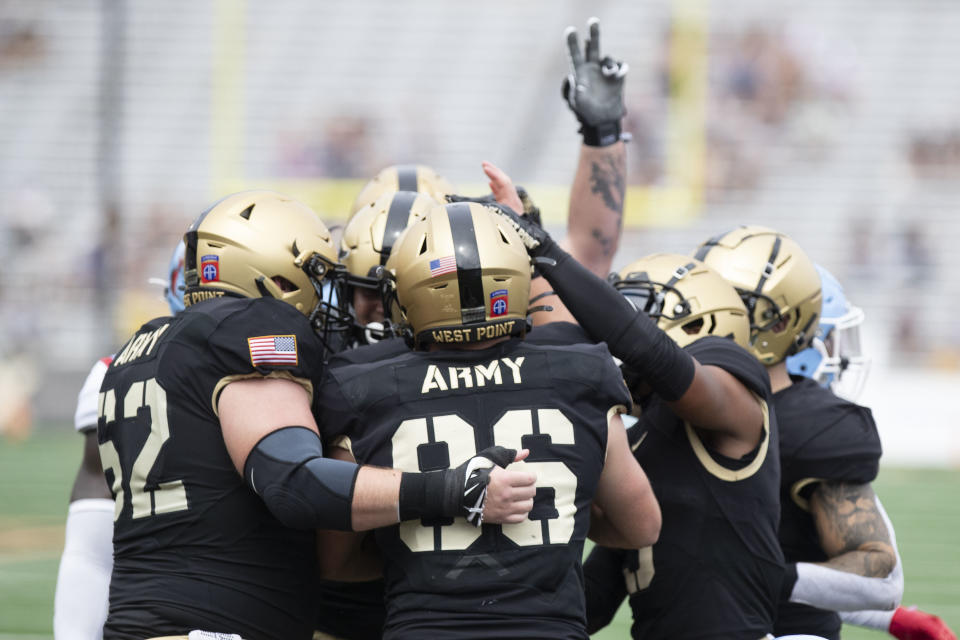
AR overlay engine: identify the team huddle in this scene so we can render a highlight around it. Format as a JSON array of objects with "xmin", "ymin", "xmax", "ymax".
[{"xmin": 51, "ymin": 18, "xmax": 955, "ymax": 640}]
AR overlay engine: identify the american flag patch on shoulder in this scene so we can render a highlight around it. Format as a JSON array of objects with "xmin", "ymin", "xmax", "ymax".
[{"xmin": 247, "ymin": 335, "xmax": 298, "ymax": 367}]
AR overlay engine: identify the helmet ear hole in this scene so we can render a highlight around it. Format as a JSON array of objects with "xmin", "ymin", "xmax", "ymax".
[
  {"xmin": 681, "ymin": 318, "xmax": 704, "ymax": 335},
  {"xmin": 272, "ymin": 276, "xmax": 299, "ymax": 293}
]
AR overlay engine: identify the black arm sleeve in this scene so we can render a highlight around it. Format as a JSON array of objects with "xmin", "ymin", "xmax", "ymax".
[
  {"xmin": 536, "ymin": 240, "xmax": 695, "ymax": 401},
  {"xmin": 244, "ymin": 426, "xmax": 360, "ymax": 531},
  {"xmin": 584, "ymin": 544, "xmax": 629, "ymax": 634}
]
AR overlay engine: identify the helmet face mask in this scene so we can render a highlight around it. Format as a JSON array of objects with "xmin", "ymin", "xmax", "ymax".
[
  {"xmin": 183, "ymin": 190, "xmax": 352, "ymax": 352},
  {"xmin": 383, "ymin": 202, "xmax": 531, "ymax": 348},
  {"xmin": 695, "ymin": 225, "xmax": 822, "ymax": 365},
  {"xmin": 613, "ymin": 254, "xmax": 751, "ymax": 350},
  {"xmin": 818, "ymin": 305, "xmax": 870, "ymax": 401}
]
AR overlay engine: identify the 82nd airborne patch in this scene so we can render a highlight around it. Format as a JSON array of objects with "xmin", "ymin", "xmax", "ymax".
[{"xmin": 490, "ymin": 289, "xmax": 508, "ymax": 317}]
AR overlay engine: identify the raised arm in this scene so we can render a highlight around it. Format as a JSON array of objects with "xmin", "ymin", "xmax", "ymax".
[
  {"xmin": 492, "ymin": 206, "xmax": 763, "ymax": 450},
  {"xmin": 562, "ymin": 18, "xmax": 628, "ymax": 276}
]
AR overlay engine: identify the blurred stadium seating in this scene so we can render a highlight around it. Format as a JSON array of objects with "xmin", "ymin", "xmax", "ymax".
[{"xmin": 1, "ymin": 0, "xmax": 959, "ymax": 464}]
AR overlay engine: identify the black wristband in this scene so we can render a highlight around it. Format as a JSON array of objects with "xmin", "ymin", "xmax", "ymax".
[
  {"xmin": 398, "ymin": 470, "xmax": 458, "ymax": 521},
  {"xmin": 580, "ymin": 120, "xmax": 623, "ymax": 147}
]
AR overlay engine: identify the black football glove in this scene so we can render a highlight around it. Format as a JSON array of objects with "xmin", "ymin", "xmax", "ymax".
[
  {"xmin": 445, "ymin": 192, "xmax": 497, "ymax": 206},
  {"xmin": 446, "ymin": 187, "xmax": 541, "ymax": 224},
  {"xmin": 562, "ymin": 17, "xmax": 628, "ymax": 147},
  {"xmin": 487, "ymin": 202, "xmax": 555, "ymax": 259},
  {"xmin": 401, "ymin": 445, "xmax": 517, "ymax": 527},
  {"xmin": 456, "ymin": 445, "xmax": 517, "ymax": 526},
  {"xmin": 515, "ymin": 186, "xmax": 542, "ymax": 227}
]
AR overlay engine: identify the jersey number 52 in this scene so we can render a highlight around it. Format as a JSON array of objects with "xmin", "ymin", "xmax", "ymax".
[{"xmin": 98, "ymin": 377, "xmax": 188, "ymax": 521}]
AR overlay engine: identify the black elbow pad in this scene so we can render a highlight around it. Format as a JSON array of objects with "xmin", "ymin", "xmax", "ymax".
[{"xmin": 244, "ymin": 426, "xmax": 359, "ymax": 531}]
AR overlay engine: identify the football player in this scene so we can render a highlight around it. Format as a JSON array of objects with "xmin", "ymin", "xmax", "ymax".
[
  {"xmin": 53, "ymin": 239, "xmax": 186, "ymax": 640},
  {"xmin": 338, "ymin": 189, "xmax": 439, "ymax": 346},
  {"xmin": 787, "ymin": 266, "xmax": 956, "ymax": 640},
  {"xmin": 317, "ymin": 202, "xmax": 660, "ymax": 639},
  {"xmin": 97, "ymin": 191, "xmax": 535, "ymax": 640},
  {"xmin": 494, "ymin": 205, "xmax": 785, "ymax": 638},
  {"xmin": 314, "ymin": 189, "xmax": 439, "ymax": 640},
  {"xmin": 694, "ymin": 227, "xmax": 901, "ymax": 640}
]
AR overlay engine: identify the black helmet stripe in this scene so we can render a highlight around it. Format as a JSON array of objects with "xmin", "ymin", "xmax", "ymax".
[
  {"xmin": 184, "ymin": 193, "xmax": 236, "ymax": 281},
  {"xmin": 693, "ymin": 229, "xmax": 729, "ymax": 261},
  {"xmin": 754, "ymin": 235, "xmax": 782, "ymax": 295},
  {"xmin": 381, "ymin": 191, "xmax": 418, "ymax": 265},
  {"xmin": 665, "ymin": 261, "xmax": 697, "ymax": 289},
  {"xmin": 446, "ymin": 203, "xmax": 485, "ymax": 324},
  {"xmin": 396, "ymin": 165, "xmax": 418, "ymax": 192}
]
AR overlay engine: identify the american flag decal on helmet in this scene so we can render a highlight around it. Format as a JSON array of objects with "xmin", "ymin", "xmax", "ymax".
[
  {"xmin": 429, "ymin": 256, "xmax": 457, "ymax": 277},
  {"xmin": 247, "ymin": 335, "xmax": 298, "ymax": 366}
]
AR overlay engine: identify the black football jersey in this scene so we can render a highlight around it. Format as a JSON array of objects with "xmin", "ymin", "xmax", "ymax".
[
  {"xmin": 318, "ymin": 332, "xmax": 631, "ymax": 640},
  {"xmin": 98, "ymin": 297, "xmax": 327, "ymax": 640},
  {"xmin": 587, "ymin": 336, "xmax": 785, "ymax": 640},
  {"xmin": 773, "ymin": 376, "xmax": 883, "ymax": 639},
  {"xmin": 314, "ymin": 579, "xmax": 386, "ymax": 640}
]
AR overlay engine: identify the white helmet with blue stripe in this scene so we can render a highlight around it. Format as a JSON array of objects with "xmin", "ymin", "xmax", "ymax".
[
  {"xmin": 164, "ymin": 240, "xmax": 186, "ymax": 314},
  {"xmin": 786, "ymin": 265, "xmax": 870, "ymax": 400},
  {"xmin": 149, "ymin": 240, "xmax": 187, "ymax": 314}
]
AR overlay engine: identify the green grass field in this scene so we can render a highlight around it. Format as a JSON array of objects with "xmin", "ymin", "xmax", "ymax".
[{"xmin": 1, "ymin": 429, "xmax": 957, "ymax": 639}]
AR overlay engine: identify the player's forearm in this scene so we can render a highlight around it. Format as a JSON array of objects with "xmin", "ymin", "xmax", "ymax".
[
  {"xmin": 589, "ymin": 508, "xmax": 659, "ymax": 550},
  {"xmin": 566, "ymin": 142, "xmax": 626, "ymax": 276},
  {"xmin": 588, "ymin": 506, "xmax": 635, "ymax": 548},
  {"xmin": 818, "ymin": 545, "xmax": 898, "ymax": 579},
  {"xmin": 812, "ymin": 482, "xmax": 898, "ymax": 578},
  {"xmin": 351, "ymin": 466, "xmax": 403, "ymax": 531}
]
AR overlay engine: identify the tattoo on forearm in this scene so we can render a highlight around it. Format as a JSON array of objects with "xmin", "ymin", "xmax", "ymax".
[
  {"xmin": 591, "ymin": 228, "xmax": 615, "ymax": 257},
  {"xmin": 812, "ymin": 482, "xmax": 896, "ymax": 578},
  {"xmin": 588, "ymin": 154, "xmax": 626, "ymax": 257},
  {"xmin": 589, "ymin": 155, "xmax": 626, "ymax": 216}
]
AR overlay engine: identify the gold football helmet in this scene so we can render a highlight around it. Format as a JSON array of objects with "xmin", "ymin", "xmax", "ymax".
[
  {"xmin": 351, "ymin": 164, "xmax": 455, "ymax": 214},
  {"xmin": 693, "ymin": 225, "xmax": 822, "ymax": 364},
  {"xmin": 382, "ymin": 201, "xmax": 531, "ymax": 347},
  {"xmin": 183, "ymin": 190, "xmax": 343, "ymax": 332},
  {"xmin": 612, "ymin": 253, "xmax": 751, "ymax": 349},
  {"xmin": 340, "ymin": 190, "xmax": 440, "ymax": 289}
]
